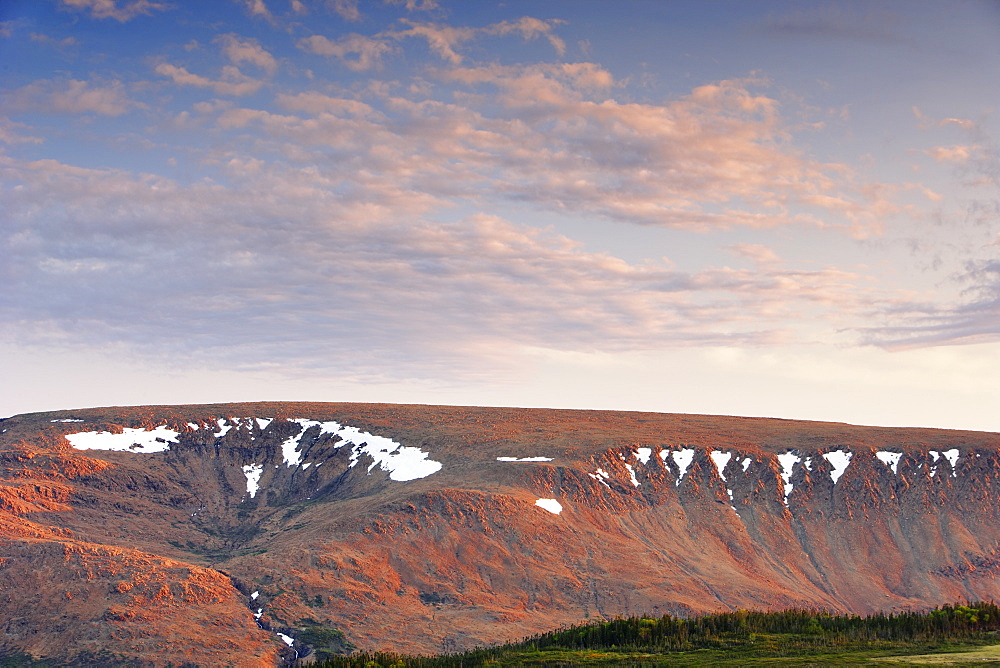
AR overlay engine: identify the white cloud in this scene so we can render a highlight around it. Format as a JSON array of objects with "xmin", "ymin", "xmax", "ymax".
[
  {"xmin": 297, "ymin": 34, "xmax": 394, "ymax": 70},
  {"xmin": 7, "ymin": 78, "xmax": 136, "ymax": 116},
  {"xmin": 1, "ymin": 151, "xmax": 917, "ymax": 391},
  {"xmin": 236, "ymin": 0, "xmax": 272, "ymax": 20},
  {"xmin": 155, "ymin": 63, "xmax": 263, "ymax": 96},
  {"xmin": 385, "ymin": 0, "xmax": 440, "ymax": 10},
  {"xmin": 217, "ymin": 34, "xmax": 278, "ymax": 76},
  {"xmin": 329, "ymin": 0, "xmax": 361, "ymax": 21},
  {"xmin": 59, "ymin": 0, "xmax": 168, "ymax": 22}
]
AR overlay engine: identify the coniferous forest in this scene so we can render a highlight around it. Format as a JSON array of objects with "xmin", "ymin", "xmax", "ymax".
[{"xmin": 316, "ymin": 602, "xmax": 1000, "ymax": 667}]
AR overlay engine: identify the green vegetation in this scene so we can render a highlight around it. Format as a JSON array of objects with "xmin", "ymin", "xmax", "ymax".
[
  {"xmin": 314, "ymin": 602, "xmax": 1000, "ymax": 666},
  {"xmin": 297, "ymin": 625, "xmax": 357, "ymax": 661}
]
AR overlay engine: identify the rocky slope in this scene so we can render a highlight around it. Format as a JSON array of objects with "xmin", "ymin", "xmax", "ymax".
[{"xmin": 1, "ymin": 402, "xmax": 999, "ymax": 664}]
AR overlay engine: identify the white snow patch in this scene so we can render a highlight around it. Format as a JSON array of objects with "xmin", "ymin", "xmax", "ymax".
[
  {"xmin": 251, "ymin": 591, "xmax": 259, "ymax": 600},
  {"xmin": 802, "ymin": 457, "xmax": 813, "ymax": 471},
  {"xmin": 635, "ymin": 448, "xmax": 652, "ymax": 465},
  {"xmin": 254, "ymin": 608, "xmax": 263, "ymax": 620},
  {"xmin": 187, "ymin": 422, "xmax": 199, "ymax": 430},
  {"xmin": 670, "ymin": 448, "xmax": 695, "ymax": 485},
  {"xmin": 928, "ymin": 451, "xmax": 940, "ymax": 477},
  {"xmin": 741, "ymin": 457, "xmax": 752, "ymax": 472},
  {"xmin": 777, "ymin": 452, "xmax": 801, "ymax": 504},
  {"xmin": 277, "ymin": 633, "xmax": 294, "ymax": 647},
  {"xmin": 496, "ymin": 456, "xmax": 553, "ymax": 462},
  {"xmin": 215, "ymin": 419, "xmax": 233, "ymax": 438},
  {"xmin": 283, "ymin": 419, "xmax": 442, "ymax": 481},
  {"xmin": 822, "ymin": 450, "xmax": 853, "ymax": 484},
  {"xmin": 624, "ymin": 463, "xmax": 640, "ymax": 487},
  {"xmin": 876, "ymin": 451, "xmax": 903, "ymax": 474},
  {"xmin": 65, "ymin": 426, "xmax": 179, "ymax": 454},
  {"xmin": 279, "ymin": 432, "xmax": 305, "ymax": 467},
  {"xmin": 710, "ymin": 451, "xmax": 732, "ymax": 482},
  {"xmin": 242, "ymin": 463, "xmax": 263, "ymax": 499},
  {"xmin": 535, "ymin": 498, "xmax": 563, "ymax": 514},
  {"xmin": 942, "ymin": 448, "xmax": 960, "ymax": 474},
  {"xmin": 588, "ymin": 469, "xmax": 612, "ymax": 489},
  {"xmin": 255, "ymin": 418, "xmax": 272, "ymax": 431},
  {"xmin": 51, "ymin": 419, "xmax": 84, "ymax": 423}
]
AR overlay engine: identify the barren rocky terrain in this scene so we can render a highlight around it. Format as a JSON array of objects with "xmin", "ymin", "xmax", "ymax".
[{"xmin": 2, "ymin": 402, "xmax": 999, "ymax": 665}]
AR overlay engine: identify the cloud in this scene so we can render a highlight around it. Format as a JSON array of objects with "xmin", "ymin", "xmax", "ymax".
[
  {"xmin": 155, "ymin": 62, "xmax": 263, "ymax": 96},
  {"xmin": 1, "ymin": 154, "xmax": 901, "ymax": 381},
  {"xmin": 726, "ymin": 243, "xmax": 781, "ymax": 266},
  {"xmin": 385, "ymin": 0, "xmax": 440, "ymax": 10},
  {"xmin": 490, "ymin": 16, "xmax": 567, "ymax": 56},
  {"xmin": 0, "ymin": 119, "xmax": 43, "ymax": 145},
  {"xmin": 329, "ymin": 0, "xmax": 361, "ymax": 22},
  {"xmin": 275, "ymin": 91, "xmax": 376, "ymax": 117},
  {"xmin": 217, "ymin": 34, "xmax": 278, "ymax": 75},
  {"xmin": 29, "ymin": 32, "xmax": 78, "ymax": 48},
  {"xmin": 236, "ymin": 0, "xmax": 272, "ymax": 20},
  {"xmin": 297, "ymin": 34, "xmax": 394, "ymax": 70},
  {"xmin": 925, "ymin": 144, "xmax": 980, "ymax": 164},
  {"xmin": 388, "ymin": 16, "xmax": 567, "ymax": 64},
  {"xmin": 7, "ymin": 78, "xmax": 136, "ymax": 116},
  {"xmin": 59, "ymin": 0, "xmax": 169, "ymax": 22},
  {"xmin": 757, "ymin": 5, "xmax": 902, "ymax": 43}
]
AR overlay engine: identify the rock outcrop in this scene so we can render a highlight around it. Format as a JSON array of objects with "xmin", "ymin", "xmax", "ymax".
[{"xmin": 1, "ymin": 402, "xmax": 999, "ymax": 663}]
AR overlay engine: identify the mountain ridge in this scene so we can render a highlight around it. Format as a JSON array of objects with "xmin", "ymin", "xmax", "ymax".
[{"xmin": 2, "ymin": 402, "xmax": 999, "ymax": 665}]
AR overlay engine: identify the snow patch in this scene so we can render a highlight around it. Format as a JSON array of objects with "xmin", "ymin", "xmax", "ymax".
[
  {"xmin": 624, "ymin": 463, "xmax": 640, "ymax": 487},
  {"xmin": 776, "ymin": 451, "xmax": 801, "ymax": 504},
  {"xmin": 741, "ymin": 457, "xmax": 752, "ymax": 472},
  {"xmin": 215, "ymin": 419, "xmax": 233, "ymax": 438},
  {"xmin": 496, "ymin": 456, "xmax": 553, "ymax": 462},
  {"xmin": 255, "ymin": 418, "xmax": 272, "ymax": 431},
  {"xmin": 277, "ymin": 633, "xmax": 294, "ymax": 647},
  {"xmin": 709, "ymin": 451, "xmax": 732, "ymax": 482},
  {"xmin": 283, "ymin": 419, "xmax": 442, "ymax": 481},
  {"xmin": 242, "ymin": 463, "xmax": 263, "ymax": 499},
  {"xmin": 65, "ymin": 426, "xmax": 179, "ymax": 454},
  {"xmin": 634, "ymin": 447, "xmax": 652, "ymax": 465},
  {"xmin": 588, "ymin": 468, "xmax": 612, "ymax": 489},
  {"xmin": 51, "ymin": 419, "xmax": 84, "ymax": 423},
  {"xmin": 876, "ymin": 451, "xmax": 903, "ymax": 474},
  {"xmin": 821, "ymin": 450, "xmax": 853, "ymax": 484},
  {"xmin": 251, "ymin": 591, "xmax": 259, "ymax": 601},
  {"xmin": 669, "ymin": 448, "xmax": 695, "ymax": 485},
  {"xmin": 942, "ymin": 448, "xmax": 960, "ymax": 475},
  {"xmin": 535, "ymin": 498, "xmax": 563, "ymax": 514}
]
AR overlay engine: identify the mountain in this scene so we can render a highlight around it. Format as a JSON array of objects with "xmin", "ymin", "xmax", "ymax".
[{"xmin": 1, "ymin": 402, "xmax": 999, "ymax": 666}]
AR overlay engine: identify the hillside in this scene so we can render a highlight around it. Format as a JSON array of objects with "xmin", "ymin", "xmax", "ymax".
[{"xmin": 1, "ymin": 402, "xmax": 999, "ymax": 665}]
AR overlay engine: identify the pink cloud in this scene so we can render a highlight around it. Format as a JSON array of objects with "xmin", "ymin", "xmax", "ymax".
[{"xmin": 155, "ymin": 63, "xmax": 263, "ymax": 96}]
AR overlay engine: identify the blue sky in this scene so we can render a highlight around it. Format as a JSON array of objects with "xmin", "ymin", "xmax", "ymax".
[{"xmin": 2, "ymin": 0, "xmax": 999, "ymax": 430}]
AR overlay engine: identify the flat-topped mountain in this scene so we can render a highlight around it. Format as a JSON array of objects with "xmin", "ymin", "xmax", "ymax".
[{"xmin": 2, "ymin": 402, "xmax": 999, "ymax": 665}]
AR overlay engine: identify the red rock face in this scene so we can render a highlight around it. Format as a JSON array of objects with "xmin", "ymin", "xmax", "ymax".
[{"xmin": 2, "ymin": 402, "xmax": 1000, "ymax": 663}]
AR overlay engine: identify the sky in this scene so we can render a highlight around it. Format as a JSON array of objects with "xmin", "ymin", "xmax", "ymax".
[{"xmin": 1, "ymin": 0, "xmax": 999, "ymax": 431}]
